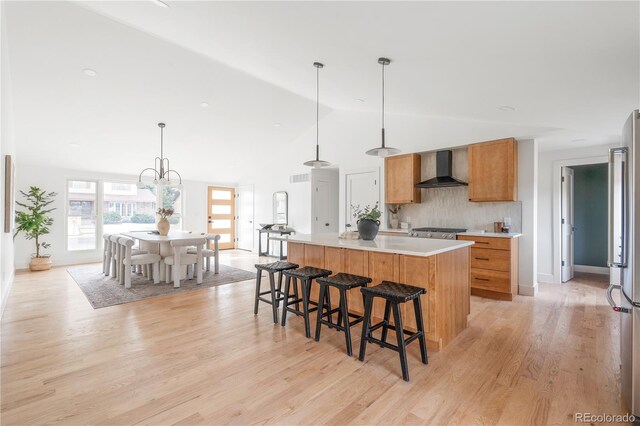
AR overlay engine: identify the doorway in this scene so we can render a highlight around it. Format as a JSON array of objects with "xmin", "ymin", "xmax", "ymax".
[
  {"xmin": 558, "ymin": 161, "xmax": 608, "ymax": 282},
  {"xmin": 345, "ymin": 170, "xmax": 380, "ymax": 229},
  {"xmin": 560, "ymin": 166, "xmax": 575, "ymax": 282},
  {"xmin": 236, "ymin": 185, "xmax": 254, "ymax": 251},
  {"xmin": 207, "ymin": 186, "xmax": 235, "ymax": 250}
]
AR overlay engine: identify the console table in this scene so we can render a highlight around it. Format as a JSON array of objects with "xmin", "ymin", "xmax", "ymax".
[{"xmin": 257, "ymin": 228, "xmax": 294, "ymax": 260}]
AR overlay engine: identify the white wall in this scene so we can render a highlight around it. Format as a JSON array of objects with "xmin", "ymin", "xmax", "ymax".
[
  {"xmin": 1, "ymin": 2, "xmax": 17, "ymax": 316},
  {"xmin": 536, "ymin": 143, "xmax": 617, "ymax": 283},
  {"xmin": 518, "ymin": 139, "xmax": 538, "ymax": 295},
  {"xmin": 13, "ymin": 163, "xmax": 234, "ymax": 269}
]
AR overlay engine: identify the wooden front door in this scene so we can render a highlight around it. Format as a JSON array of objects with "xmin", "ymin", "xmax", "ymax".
[{"xmin": 208, "ymin": 186, "xmax": 235, "ymax": 250}]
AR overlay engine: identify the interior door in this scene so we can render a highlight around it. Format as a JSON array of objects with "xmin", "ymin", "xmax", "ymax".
[
  {"xmin": 561, "ymin": 167, "xmax": 575, "ymax": 282},
  {"xmin": 312, "ymin": 179, "xmax": 336, "ymax": 233},
  {"xmin": 346, "ymin": 170, "xmax": 379, "ymax": 229},
  {"xmin": 236, "ymin": 185, "xmax": 254, "ymax": 251},
  {"xmin": 208, "ymin": 186, "xmax": 235, "ymax": 250}
]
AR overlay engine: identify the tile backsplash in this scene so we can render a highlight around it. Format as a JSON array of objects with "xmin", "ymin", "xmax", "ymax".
[{"xmin": 391, "ymin": 148, "xmax": 522, "ymax": 233}]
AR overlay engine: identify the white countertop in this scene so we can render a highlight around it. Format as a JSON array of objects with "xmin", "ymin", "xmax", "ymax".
[
  {"xmin": 271, "ymin": 233, "xmax": 473, "ymax": 257},
  {"xmin": 457, "ymin": 231, "xmax": 522, "ymax": 239}
]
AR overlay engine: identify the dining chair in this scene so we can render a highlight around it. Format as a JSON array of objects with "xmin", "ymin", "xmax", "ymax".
[
  {"xmin": 103, "ymin": 234, "xmax": 112, "ymax": 275},
  {"xmin": 187, "ymin": 234, "xmax": 221, "ymax": 274},
  {"xmin": 164, "ymin": 237, "xmax": 206, "ymax": 288},
  {"xmin": 118, "ymin": 236, "xmax": 162, "ymax": 289},
  {"xmin": 109, "ymin": 235, "xmax": 122, "ymax": 281}
]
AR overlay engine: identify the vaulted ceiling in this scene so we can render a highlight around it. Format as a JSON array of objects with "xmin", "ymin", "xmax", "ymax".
[{"xmin": 3, "ymin": 1, "xmax": 638, "ymax": 180}]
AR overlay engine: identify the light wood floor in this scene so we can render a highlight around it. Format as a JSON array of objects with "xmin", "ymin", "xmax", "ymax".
[{"xmin": 1, "ymin": 252, "xmax": 629, "ymax": 425}]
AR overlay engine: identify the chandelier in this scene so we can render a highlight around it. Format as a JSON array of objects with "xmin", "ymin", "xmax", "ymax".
[{"xmin": 136, "ymin": 122, "xmax": 183, "ymax": 189}]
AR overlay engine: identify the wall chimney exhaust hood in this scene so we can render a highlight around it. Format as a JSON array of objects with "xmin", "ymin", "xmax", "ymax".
[{"xmin": 416, "ymin": 150, "xmax": 468, "ymax": 188}]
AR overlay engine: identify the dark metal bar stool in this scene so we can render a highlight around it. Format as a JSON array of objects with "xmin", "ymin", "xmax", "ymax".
[
  {"xmin": 359, "ymin": 281, "xmax": 428, "ymax": 381},
  {"xmin": 281, "ymin": 266, "xmax": 332, "ymax": 338},
  {"xmin": 254, "ymin": 261, "xmax": 299, "ymax": 323},
  {"xmin": 315, "ymin": 273, "xmax": 372, "ymax": 356}
]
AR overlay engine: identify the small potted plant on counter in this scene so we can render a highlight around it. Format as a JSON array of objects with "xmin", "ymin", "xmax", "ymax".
[
  {"xmin": 352, "ymin": 203, "xmax": 382, "ymax": 240},
  {"xmin": 156, "ymin": 207, "xmax": 174, "ymax": 236},
  {"xmin": 14, "ymin": 186, "xmax": 57, "ymax": 271},
  {"xmin": 388, "ymin": 204, "xmax": 401, "ymax": 229}
]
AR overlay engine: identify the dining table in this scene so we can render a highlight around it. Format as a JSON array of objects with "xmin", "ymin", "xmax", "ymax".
[{"xmin": 122, "ymin": 230, "xmax": 201, "ymax": 282}]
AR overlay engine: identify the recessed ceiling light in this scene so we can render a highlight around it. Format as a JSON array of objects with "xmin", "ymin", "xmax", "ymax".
[
  {"xmin": 150, "ymin": 0, "xmax": 169, "ymax": 8},
  {"xmin": 200, "ymin": 102, "xmax": 209, "ymax": 108},
  {"xmin": 69, "ymin": 143, "xmax": 80, "ymax": 148},
  {"xmin": 355, "ymin": 98, "xmax": 365, "ymax": 103},
  {"xmin": 273, "ymin": 123, "xmax": 282, "ymax": 127},
  {"xmin": 83, "ymin": 68, "xmax": 97, "ymax": 77},
  {"xmin": 498, "ymin": 105, "xmax": 515, "ymax": 111}
]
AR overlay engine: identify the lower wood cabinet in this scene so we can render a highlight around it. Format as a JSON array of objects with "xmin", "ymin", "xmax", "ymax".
[
  {"xmin": 457, "ymin": 235, "xmax": 519, "ymax": 300},
  {"xmin": 286, "ymin": 242, "xmax": 471, "ymax": 350}
]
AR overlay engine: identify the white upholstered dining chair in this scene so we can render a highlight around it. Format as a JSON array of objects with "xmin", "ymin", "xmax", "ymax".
[
  {"xmin": 187, "ymin": 233, "xmax": 221, "ymax": 274},
  {"xmin": 164, "ymin": 237, "xmax": 206, "ymax": 288},
  {"xmin": 118, "ymin": 236, "xmax": 162, "ymax": 289},
  {"xmin": 103, "ymin": 234, "xmax": 112, "ymax": 275}
]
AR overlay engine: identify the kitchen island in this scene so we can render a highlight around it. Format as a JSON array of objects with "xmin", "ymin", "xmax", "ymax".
[{"xmin": 272, "ymin": 233, "xmax": 473, "ymax": 350}]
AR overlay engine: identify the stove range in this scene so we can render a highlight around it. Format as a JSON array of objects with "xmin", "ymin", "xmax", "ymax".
[{"xmin": 409, "ymin": 227, "xmax": 467, "ymax": 240}]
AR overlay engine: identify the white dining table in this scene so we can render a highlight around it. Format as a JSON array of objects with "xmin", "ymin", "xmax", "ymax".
[{"xmin": 122, "ymin": 230, "xmax": 198, "ymax": 282}]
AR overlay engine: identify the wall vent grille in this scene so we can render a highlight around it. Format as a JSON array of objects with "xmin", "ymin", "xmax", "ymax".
[{"xmin": 290, "ymin": 173, "xmax": 310, "ymax": 184}]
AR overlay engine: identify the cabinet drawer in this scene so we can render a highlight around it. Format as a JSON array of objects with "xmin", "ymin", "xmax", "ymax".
[
  {"xmin": 470, "ymin": 268, "xmax": 510, "ymax": 293},
  {"xmin": 470, "ymin": 248, "xmax": 511, "ymax": 272},
  {"xmin": 458, "ymin": 235, "xmax": 511, "ymax": 250}
]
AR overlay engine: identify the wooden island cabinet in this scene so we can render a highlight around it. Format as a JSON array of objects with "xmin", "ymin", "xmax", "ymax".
[{"xmin": 281, "ymin": 234, "xmax": 472, "ymax": 350}]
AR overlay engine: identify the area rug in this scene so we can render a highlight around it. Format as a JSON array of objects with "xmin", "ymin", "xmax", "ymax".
[{"xmin": 67, "ymin": 264, "xmax": 256, "ymax": 309}]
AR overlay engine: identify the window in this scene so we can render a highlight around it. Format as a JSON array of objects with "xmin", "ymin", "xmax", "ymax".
[
  {"xmin": 67, "ymin": 180, "xmax": 97, "ymax": 251},
  {"xmin": 102, "ymin": 182, "xmax": 158, "ymax": 235},
  {"xmin": 161, "ymin": 186, "xmax": 182, "ymax": 229},
  {"xmin": 66, "ymin": 179, "xmax": 184, "ymax": 252}
]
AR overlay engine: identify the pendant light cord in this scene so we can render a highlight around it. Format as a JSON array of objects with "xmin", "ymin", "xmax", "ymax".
[
  {"xmin": 381, "ymin": 61, "xmax": 385, "ymax": 130},
  {"xmin": 160, "ymin": 125, "xmax": 164, "ymax": 160},
  {"xmin": 316, "ymin": 64, "xmax": 320, "ymax": 160}
]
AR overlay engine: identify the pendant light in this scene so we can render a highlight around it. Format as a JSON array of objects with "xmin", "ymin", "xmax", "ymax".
[
  {"xmin": 304, "ymin": 62, "xmax": 330, "ymax": 168},
  {"xmin": 366, "ymin": 57, "xmax": 401, "ymax": 157}
]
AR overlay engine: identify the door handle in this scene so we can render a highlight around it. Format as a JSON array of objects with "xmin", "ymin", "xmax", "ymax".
[{"xmin": 606, "ymin": 283, "xmax": 630, "ymax": 313}]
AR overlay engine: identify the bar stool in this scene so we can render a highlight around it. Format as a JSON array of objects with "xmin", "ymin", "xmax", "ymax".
[
  {"xmin": 315, "ymin": 273, "xmax": 372, "ymax": 356},
  {"xmin": 281, "ymin": 266, "xmax": 332, "ymax": 338},
  {"xmin": 359, "ymin": 281, "xmax": 428, "ymax": 381},
  {"xmin": 254, "ymin": 261, "xmax": 299, "ymax": 324}
]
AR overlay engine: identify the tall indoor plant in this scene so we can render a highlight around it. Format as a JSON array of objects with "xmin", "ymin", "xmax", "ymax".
[
  {"xmin": 14, "ymin": 186, "xmax": 57, "ymax": 271},
  {"xmin": 352, "ymin": 203, "xmax": 382, "ymax": 240}
]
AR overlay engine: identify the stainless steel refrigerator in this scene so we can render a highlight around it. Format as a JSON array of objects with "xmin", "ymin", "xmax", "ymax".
[{"xmin": 607, "ymin": 109, "xmax": 639, "ymax": 418}]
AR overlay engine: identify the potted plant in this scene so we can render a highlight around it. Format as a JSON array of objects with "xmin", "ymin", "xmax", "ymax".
[
  {"xmin": 352, "ymin": 203, "xmax": 382, "ymax": 240},
  {"xmin": 388, "ymin": 204, "xmax": 401, "ymax": 229},
  {"xmin": 14, "ymin": 186, "xmax": 57, "ymax": 271},
  {"xmin": 156, "ymin": 207, "xmax": 174, "ymax": 236}
]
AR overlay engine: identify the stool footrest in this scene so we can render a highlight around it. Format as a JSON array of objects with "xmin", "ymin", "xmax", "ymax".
[{"xmin": 369, "ymin": 321, "xmax": 416, "ymax": 337}]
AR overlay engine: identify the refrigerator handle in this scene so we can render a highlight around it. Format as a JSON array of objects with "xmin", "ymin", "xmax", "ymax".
[
  {"xmin": 606, "ymin": 283, "xmax": 630, "ymax": 314},
  {"xmin": 607, "ymin": 147, "xmax": 628, "ymax": 268}
]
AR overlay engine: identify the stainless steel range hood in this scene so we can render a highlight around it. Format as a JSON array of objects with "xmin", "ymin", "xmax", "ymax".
[{"xmin": 416, "ymin": 150, "xmax": 468, "ymax": 188}]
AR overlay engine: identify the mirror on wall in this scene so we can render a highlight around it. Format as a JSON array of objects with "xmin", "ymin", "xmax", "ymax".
[{"xmin": 273, "ymin": 191, "xmax": 288, "ymax": 226}]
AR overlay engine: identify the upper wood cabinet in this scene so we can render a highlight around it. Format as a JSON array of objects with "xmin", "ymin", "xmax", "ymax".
[
  {"xmin": 385, "ymin": 153, "xmax": 421, "ymax": 204},
  {"xmin": 468, "ymin": 138, "xmax": 518, "ymax": 202}
]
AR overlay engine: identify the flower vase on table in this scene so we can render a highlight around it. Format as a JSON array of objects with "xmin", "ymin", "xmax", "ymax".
[{"xmin": 156, "ymin": 208, "xmax": 174, "ymax": 236}]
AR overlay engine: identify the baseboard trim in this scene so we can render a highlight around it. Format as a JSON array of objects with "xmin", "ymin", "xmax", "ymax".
[
  {"xmin": 574, "ymin": 265, "xmax": 609, "ymax": 275},
  {"xmin": 537, "ymin": 273, "xmax": 556, "ymax": 284},
  {"xmin": 518, "ymin": 282, "xmax": 538, "ymax": 297}
]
